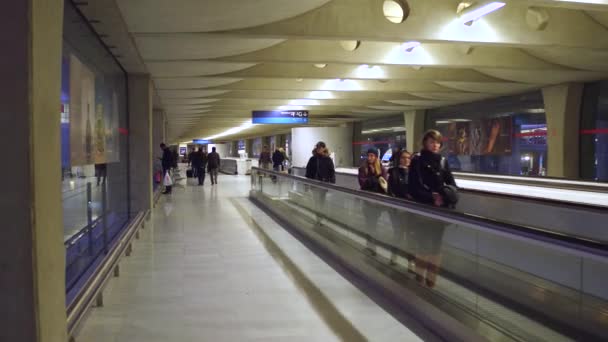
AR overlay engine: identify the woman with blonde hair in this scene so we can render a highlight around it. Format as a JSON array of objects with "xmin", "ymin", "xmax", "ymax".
[{"xmin": 358, "ymin": 148, "xmax": 388, "ymax": 254}]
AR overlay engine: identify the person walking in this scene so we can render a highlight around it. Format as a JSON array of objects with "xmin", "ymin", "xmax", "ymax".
[
  {"xmin": 358, "ymin": 148, "xmax": 388, "ymax": 255},
  {"xmin": 199, "ymin": 150, "xmax": 208, "ymax": 186},
  {"xmin": 259, "ymin": 145, "xmax": 272, "ymax": 171},
  {"xmin": 207, "ymin": 146, "xmax": 221, "ymax": 185},
  {"xmin": 190, "ymin": 148, "xmax": 205, "ymax": 186},
  {"xmin": 160, "ymin": 143, "xmax": 173, "ymax": 194},
  {"xmin": 95, "ymin": 163, "xmax": 107, "ymax": 187},
  {"xmin": 387, "ymin": 150, "xmax": 415, "ymax": 270},
  {"xmin": 408, "ymin": 129, "xmax": 458, "ymax": 288},
  {"xmin": 272, "ymin": 147, "xmax": 285, "ymax": 172}
]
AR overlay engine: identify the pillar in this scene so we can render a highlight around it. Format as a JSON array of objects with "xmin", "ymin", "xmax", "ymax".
[
  {"xmin": 291, "ymin": 127, "xmax": 353, "ymax": 167},
  {"xmin": 128, "ymin": 74, "xmax": 153, "ymax": 213},
  {"xmin": 542, "ymin": 83, "xmax": 583, "ymax": 178},
  {"xmin": 0, "ymin": 0, "xmax": 67, "ymax": 341},
  {"xmin": 246, "ymin": 139, "xmax": 254, "ymax": 158},
  {"xmin": 404, "ymin": 110, "xmax": 426, "ymax": 153}
]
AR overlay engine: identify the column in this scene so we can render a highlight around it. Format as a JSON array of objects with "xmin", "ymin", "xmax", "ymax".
[
  {"xmin": 0, "ymin": 0, "xmax": 67, "ymax": 341},
  {"xmin": 542, "ymin": 83, "xmax": 583, "ymax": 178},
  {"xmin": 291, "ymin": 127, "xmax": 353, "ymax": 167},
  {"xmin": 246, "ymin": 139, "xmax": 254, "ymax": 158},
  {"xmin": 404, "ymin": 110, "xmax": 426, "ymax": 153},
  {"xmin": 128, "ymin": 74, "xmax": 153, "ymax": 213}
]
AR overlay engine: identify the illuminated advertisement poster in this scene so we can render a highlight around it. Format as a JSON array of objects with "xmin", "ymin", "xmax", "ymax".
[
  {"xmin": 438, "ymin": 117, "xmax": 512, "ymax": 156},
  {"xmin": 68, "ymin": 54, "xmax": 119, "ymax": 166}
]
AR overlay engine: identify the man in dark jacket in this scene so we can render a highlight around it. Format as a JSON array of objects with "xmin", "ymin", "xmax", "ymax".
[
  {"xmin": 305, "ymin": 142, "xmax": 336, "ymax": 183},
  {"xmin": 190, "ymin": 148, "xmax": 206, "ymax": 186},
  {"xmin": 272, "ymin": 148, "xmax": 285, "ymax": 172},
  {"xmin": 160, "ymin": 143, "xmax": 173, "ymax": 194},
  {"xmin": 207, "ymin": 147, "xmax": 221, "ymax": 185}
]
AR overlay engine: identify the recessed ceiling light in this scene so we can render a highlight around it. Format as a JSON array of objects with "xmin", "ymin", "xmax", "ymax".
[
  {"xmin": 314, "ymin": 64, "xmax": 327, "ymax": 69},
  {"xmin": 296, "ymin": 78, "xmax": 303, "ymax": 82},
  {"xmin": 340, "ymin": 40, "xmax": 361, "ymax": 51},
  {"xmin": 383, "ymin": 0, "xmax": 410, "ymax": 24}
]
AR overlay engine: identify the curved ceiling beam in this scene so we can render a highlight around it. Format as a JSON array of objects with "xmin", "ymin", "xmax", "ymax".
[
  {"xmin": 216, "ymin": 40, "xmax": 568, "ymax": 70},
  {"xmin": 118, "ymin": 0, "xmax": 333, "ymax": 32},
  {"xmin": 524, "ymin": 47, "xmax": 608, "ymax": 70},
  {"xmin": 146, "ymin": 61, "xmax": 257, "ymax": 77},
  {"xmin": 134, "ymin": 35, "xmax": 285, "ymax": 60},
  {"xmin": 475, "ymin": 67, "xmax": 608, "ymax": 83},
  {"xmin": 226, "ymin": 0, "xmax": 608, "ymax": 49},
  {"xmin": 158, "ymin": 63, "xmax": 502, "ymax": 82}
]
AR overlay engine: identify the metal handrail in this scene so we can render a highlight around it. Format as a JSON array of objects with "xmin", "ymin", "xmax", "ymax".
[
  {"xmin": 66, "ymin": 211, "xmax": 146, "ymax": 337},
  {"xmin": 292, "ymin": 166, "xmax": 608, "ymax": 211},
  {"xmin": 252, "ymin": 167, "xmax": 608, "ymax": 259}
]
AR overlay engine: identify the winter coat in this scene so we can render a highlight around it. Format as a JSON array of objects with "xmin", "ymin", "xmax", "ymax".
[
  {"xmin": 358, "ymin": 162, "xmax": 388, "ymax": 194},
  {"xmin": 207, "ymin": 151, "xmax": 221, "ymax": 169},
  {"xmin": 162, "ymin": 148, "xmax": 173, "ymax": 170},
  {"xmin": 305, "ymin": 153, "xmax": 336, "ymax": 183},
  {"xmin": 272, "ymin": 150, "xmax": 285, "ymax": 167},
  {"xmin": 259, "ymin": 151, "xmax": 272, "ymax": 164},
  {"xmin": 408, "ymin": 149, "xmax": 457, "ymax": 205},
  {"xmin": 388, "ymin": 167, "xmax": 410, "ymax": 199}
]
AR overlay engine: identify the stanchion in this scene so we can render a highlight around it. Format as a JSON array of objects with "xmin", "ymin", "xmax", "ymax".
[{"xmin": 87, "ymin": 182, "xmax": 93, "ymax": 256}]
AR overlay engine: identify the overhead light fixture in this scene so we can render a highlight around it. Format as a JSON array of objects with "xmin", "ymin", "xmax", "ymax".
[
  {"xmin": 314, "ymin": 64, "xmax": 327, "ymax": 69},
  {"xmin": 296, "ymin": 78, "xmax": 303, "ymax": 82},
  {"xmin": 402, "ymin": 41, "xmax": 421, "ymax": 52},
  {"xmin": 458, "ymin": 1, "xmax": 506, "ymax": 26}
]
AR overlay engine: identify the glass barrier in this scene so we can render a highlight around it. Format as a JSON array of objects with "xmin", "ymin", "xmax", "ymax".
[{"xmin": 251, "ymin": 168, "xmax": 608, "ymax": 341}]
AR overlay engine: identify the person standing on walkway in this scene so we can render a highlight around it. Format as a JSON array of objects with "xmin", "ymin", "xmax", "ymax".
[
  {"xmin": 259, "ymin": 145, "xmax": 272, "ymax": 170},
  {"xmin": 408, "ymin": 129, "xmax": 458, "ymax": 288},
  {"xmin": 358, "ymin": 148, "xmax": 388, "ymax": 255},
  {"xmin": 160, "ymin": 143, "xmax": 173, "ymax": 194},
  {"xmin": 207, "ymin": 147, "xmax": 221, "ymax": 185},
  {"xmin": 387, "ymin": 150, "xmax": 415, "ymax": 271},
  {"xmin": 305, "ymin": 142, "xmax": 336, "ymax": 216}
]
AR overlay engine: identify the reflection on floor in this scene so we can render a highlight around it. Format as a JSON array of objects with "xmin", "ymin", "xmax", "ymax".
[{"xmin": 75, "ymin": 175, "xmax": 423, "ymax": 342}]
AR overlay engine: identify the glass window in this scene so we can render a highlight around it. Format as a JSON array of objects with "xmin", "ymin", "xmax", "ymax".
[
  {"xmin": 427, "ymin": 92, "xmax": 547, "ymax": 177},
  {"xmin": 62, "ymin": 2, "xmax": 129, "ymax": 301},
  {"xmin": 581, "ymin": 81, "xmax": 608, "ymax": 182}
]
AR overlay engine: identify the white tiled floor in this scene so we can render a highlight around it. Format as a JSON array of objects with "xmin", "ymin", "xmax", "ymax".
[{"xmin": 75, "ymin": 175, "xmax": 423, "ymax": 342}]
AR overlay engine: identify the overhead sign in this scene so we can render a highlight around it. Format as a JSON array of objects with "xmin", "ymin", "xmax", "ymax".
[
  {"xmin": 252, "ymin": 110, "xmax": 309, "ymax": 124},
  {"xmin": 193, "ymin": 139, "xmax": 212, "ymax": 144}
]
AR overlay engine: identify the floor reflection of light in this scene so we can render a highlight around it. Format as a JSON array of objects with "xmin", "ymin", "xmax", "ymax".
[
  {"xmin": 382, "ymin": 43, "xmax": 435, "ymax": 66},
  {"xmin": 70, "ymin": 180, "xmax": 75, "ymax": 190},
  {"xmin": 308, "ymin": 91, "xmax": 334, "ymax": 99},
  {"xmin": 320, "ymin": 79, "xmax": 363, "ymax": 91},
  {"xmin": 439, "ymin": 18, "xmax": 501, "ymax": 44},
  {"xmin": 354, "ymin": 65, "xmax": 386, "ymax": 79}
]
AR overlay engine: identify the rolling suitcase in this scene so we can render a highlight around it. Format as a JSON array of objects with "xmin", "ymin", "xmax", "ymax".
[{"xmin": 186, "ymin": 169, "xmax": 193, "ymax": 178}]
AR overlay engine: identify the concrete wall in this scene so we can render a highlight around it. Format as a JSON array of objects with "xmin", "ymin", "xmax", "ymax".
[{"xmin": 291, "ymin": 127, "xmax": 353, "ymax": 168}]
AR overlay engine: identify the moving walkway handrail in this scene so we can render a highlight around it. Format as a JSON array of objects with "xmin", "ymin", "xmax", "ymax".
[
  {"xmin": 452, "ymin": 171, "xmax": 608, "ymax": 193},
  {"xmin": 294, "ymin": 166, "xmax": 608, "ymax": 211},
  {"xmin": 253, "ymin": 167, "xmax": 608, "ymax": 259}
]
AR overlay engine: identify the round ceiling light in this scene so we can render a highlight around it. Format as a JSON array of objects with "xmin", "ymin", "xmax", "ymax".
[
  {"xmin": 339, "ymin": 40, "xmax": 361, "ymax": 51},
  {"xmin": 383, "ymin": 0, "xmax": 410, "ymax": 24},
  {"xmin": 314, "ymin": 63, "xmax": 328, "ymax": 69}
]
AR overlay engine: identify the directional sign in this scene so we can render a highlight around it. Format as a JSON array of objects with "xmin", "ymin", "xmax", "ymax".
[{"xmin": 252, "ymin": 110, "xmax": 309, "ymax": 124}]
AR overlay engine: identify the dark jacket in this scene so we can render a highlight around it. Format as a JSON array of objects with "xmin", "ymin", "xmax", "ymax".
[
  {"xmin": 172, "ymin": 150, "xmax": 179, "ymax": 168},
  {"xmin": 161, "ymin": 148, "xmax": 173, "ymax": 170},
  {"xmin": 272, "ymin": 150, "xmax": 285, "ymax": 167},
  {"xmin": 305, "ymin": 153, "xmax": 336, "ymax": 183},
  {"xmin": 358, "ymin": 162, "xmax": 388, "ymax": 193},
  {"xmin": 207, "ymin": 151, "xmax": 220, "ymax": 169},
  {"xmin": 259, "ymin": 151, "xmax": 272, "ymax": 164},
  {"xmin": 388, "ymin": 166, "xmax": 410, "ymax": 199},
  {"xmin": 190, "ymin": 151, "xmax": 202, "ymax": 168},
  {"xmin": 408, "ymin": 149, "xmax": 456, "ymax": 205}
]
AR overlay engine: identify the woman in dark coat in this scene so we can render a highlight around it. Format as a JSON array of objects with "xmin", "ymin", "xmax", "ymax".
[
  {"xmin": 387, "ymin": 150, "xmax": 415, "ymax": 270},
  {"xmin": 408, "ymin": 130, "xmax": 457, "ymax": 288},
  {"xmin": 305, "ymin": 142, "xmax": 336, "ymax": 215}
]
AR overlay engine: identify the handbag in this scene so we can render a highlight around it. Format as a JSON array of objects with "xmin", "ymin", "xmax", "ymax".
[{"xmin": 378, "ymin": 176, "xmax": 388, "ymax": 193}]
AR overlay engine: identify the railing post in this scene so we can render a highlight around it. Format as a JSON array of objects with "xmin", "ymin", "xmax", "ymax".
[
  {"xmin": 87, "ymin": 182, "xmax": 93, "ymax": 256},
  {"xmin": 102, "ymin": 183, "xmax": 109, "ymax": 254}
]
